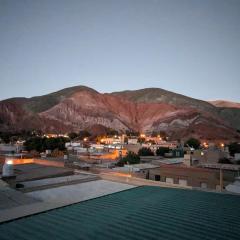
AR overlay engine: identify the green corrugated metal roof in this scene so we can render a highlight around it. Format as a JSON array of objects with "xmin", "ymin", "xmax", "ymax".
[{"xmin": 0, "ymin": 186, "xmax": 240, "ymax": 240}]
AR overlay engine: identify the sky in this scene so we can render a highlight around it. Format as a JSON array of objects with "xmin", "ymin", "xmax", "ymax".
[{"xmin": 0, "ymin": 0, "xmax": 240, "ymax": 102}]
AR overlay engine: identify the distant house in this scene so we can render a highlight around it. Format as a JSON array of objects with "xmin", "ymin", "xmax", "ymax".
[
  {"xmin": 184, "ymin": 148, "xmax": 230, "ymax": 166},
  {"xmin": 148, "ymin": 165, "xmax": 239, "ymax": 190},
  {"xmin": 114, "ymin": 163, "xmax": 160, "ymax": 179},
  {"xmin": 0, "ymin": 144, "xmax": 24, "ymax": 154}
]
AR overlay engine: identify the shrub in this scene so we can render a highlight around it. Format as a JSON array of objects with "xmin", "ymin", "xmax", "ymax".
[
  {"xmin": 138, "ymin": 147, "xmax": 154, "ymax": 156},
  {"xmin": 185, "ymin": 138, "xmax": 201, "ymax": 149},
  {"xmin": 117, "ymin": 151, "xmax": 140, "ymax": 166},
  {"xmin": 156, "ymin": 147, "xmax": 170, "ymax": 156}
]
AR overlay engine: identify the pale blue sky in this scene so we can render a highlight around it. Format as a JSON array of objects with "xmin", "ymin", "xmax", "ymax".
[{"xmin": 0, "ymin": 0, "xmax": 240, "ymax": 101}]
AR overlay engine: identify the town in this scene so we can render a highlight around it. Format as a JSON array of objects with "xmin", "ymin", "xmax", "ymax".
[{"xmin": 1, "ymin": 130, "xmax": 240, "ymax": 193}]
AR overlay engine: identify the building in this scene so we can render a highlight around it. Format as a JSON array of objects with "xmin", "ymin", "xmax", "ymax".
[
  {"xmin": 127, "ymin": 138, "xmax": 138, "ymax": 144},
  {"xmin": 193, "ymin": 148, "xmax": 229, "ymax": 164},
  {"xmin": 0, "ymin": 144, "xmax": 24, "ymax": 154},
  {"xmin": 100, "ymin": 136, "xmax": 124, "ymax": 145},
  {"xmin": 148, "ymin": 165, "xmax": 238, "ymax": 190},
  {"xmin": 113, "ymin": 163, "xmax": 160, "ymax": 178},
  {"xmin": 234, "ymin": 153, "xmax": 240, "ymax": 161},
  {"xmin": 184, "ymin": 148, "xmax": 230, "ymax": 166},
  {"xmin": 226, "ymin": 176, "xmax": 240, "ymax": 193}
]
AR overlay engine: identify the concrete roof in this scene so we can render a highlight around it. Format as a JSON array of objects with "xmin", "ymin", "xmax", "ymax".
[
  {"xmin": 13, "ymin": 164, "xmax": 74, "ymax": 182},
  {"xmin": 0, "ymin": 180, "xmax": 39, "ymax": 210},
  {"xmin": 113, "ymin": 163, "xmax": 159, "ymax": 172},
  {"xmin": 0, "ymin": 186, "xmax": 240, "ymax": 240},
  {"xmin": 201, "ymin": 163, "xmax": 240, "ymax": 171},
  {"xmin": 0, "ymin": 180, "xmax": 135, "ymax": 223},
  {"xmin": 153, "ymin": 158, "xmax": 184, "ymax": 165},
  {"xmin": 127, "ymin": 163, "xmax": 160, "ymax": 169}
]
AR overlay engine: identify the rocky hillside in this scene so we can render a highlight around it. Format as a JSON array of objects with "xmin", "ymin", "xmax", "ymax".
[
  {"xmin": 209, "ymin": 100, "xmax": 240, "ymax": 109},
  {"xmin": 0, "ymin": 86, "xmax": 239, "ymax": 141}
]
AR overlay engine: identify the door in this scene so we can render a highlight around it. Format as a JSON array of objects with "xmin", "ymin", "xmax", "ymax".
[
  {"xmin": 166, "ymin": 177, "xmax": 174, "ymax": 184},
  {"xmin": 179, "ymin": 179, "xmax": 187, "ymax": 186}
]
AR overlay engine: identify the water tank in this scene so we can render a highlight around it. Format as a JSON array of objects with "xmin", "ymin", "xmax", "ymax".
[{"xmin": 2, "ymin": 158, "xmax": 14, "ymax": 178}]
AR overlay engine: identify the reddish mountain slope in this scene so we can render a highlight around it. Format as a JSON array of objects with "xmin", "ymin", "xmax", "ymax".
[{"xmin": 0, "ymin": 86, "xmax": 239, "ymax": 140}]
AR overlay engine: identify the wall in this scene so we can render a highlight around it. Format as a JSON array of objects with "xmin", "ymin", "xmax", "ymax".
[{"xmin": 149, "ymin": 166, "xmax": 237, "ymax": 190}]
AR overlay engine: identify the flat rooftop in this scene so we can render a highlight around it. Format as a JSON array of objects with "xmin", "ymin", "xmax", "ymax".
[
  {"xmin": 0, "ymin": 186, "xmax": 240, "ymax": 240},
  {"xmin": 12, "ymin": 163, "xmax": 74, "ymax": 182},
  {"xmin": 0, "ymin": 179, "xmax": 135, "ymax": 223}
]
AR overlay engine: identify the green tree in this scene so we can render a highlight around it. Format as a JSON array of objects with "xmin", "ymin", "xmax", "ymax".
[
  {"xmin": 117, "ymin": 151, "xmax": 140, "ymax": 166},
  {"xmin": 185, "ymin": 138, "xmax": 201, "ymax": 149},
  {"xmin": 138, "ymin": 147, "xmax": 154, "ymax": 156},
  {"xmin": 68, "ymin": 132, "xmax": 78, "ymax": 140},
  {"xmin": 156, "ymin": 147, "xmax": 169, "ymax": 156},
  {"xmin": 44, "ymin": 137, "xmax": 68, "ymax": 151},
  {"xmin": 24, "ymin": 137, "xmax": 44, "ymax": 152},
  {"xmin": 24, "ymin": 137, "xmax": 68, "ymax": 152}
]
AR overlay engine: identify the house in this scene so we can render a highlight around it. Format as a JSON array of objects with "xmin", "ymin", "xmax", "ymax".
[
  {"xmin": 113, "ymin": 163, "xmax": 160, "ymax": 179},
  {"xmin": 184, "ymin": 148, "xmax": 230, "ymax": 166},
  {"xmin": 148, "ymin": 164, "xmax": 238, "ymax": 190}
]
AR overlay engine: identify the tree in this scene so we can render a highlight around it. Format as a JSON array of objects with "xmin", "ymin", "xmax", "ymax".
[
  {"xmin": 159, "ymin": 131, "xmax": 167, "ymax": 141},
  {"xmin": 78, "ymin": 130, "xmax": 91, "ymax": 140},
  {"xmin": 137, "ymin": 137, "xmax": 145, "ymax": 144},
  {"xmin": 151, "ymin": 131, "xmax": 158, "ymax": 137},
  {"xmin": 228, "ymin": 142, "xmax": 240, "ymax": 156},
  {"xmin": 106, "ymin": 129, "xmax": 119, "ymax": 136},
  {"xmin": 24, "ymin": 137, "xmax": 44, "ymax": 152},
  {"xmin": 117, "ymin": 151, "xmax": 140, "ymax": 166},
  {"xmin": 125, "ymin": 130, "xmax": 139, "ymax": 137},
  {"xmin": 0, "ymin": 132, "xmax": 11, "ymax": 143},
  {"xmin": 147, "ymin": 140, "xmax": 156, "ymax": 145},
  {"xmin": 156, "ymin": 147, "xmax": 169, "ymax": 156},
  {"xmin": 185, "ymin": 138, "xmax": 201, "ymax": 149},
  {"xmin": 124, "ymin": 136, "xmax": 128, "ymax": 144},
  {"xmin": 24, "ymin": 137, "xmax": 68, "ymax": 152},
  {"xmin": 44, "ymin": 137, "xmax": 67, "ymax": 151},
  {"xmin": 138, "ymin": 147, "xmax": 154, "ymax": 156},
  {"xmin": 68, "ymin": 132, "xmax": 78, "ymax": 140}
]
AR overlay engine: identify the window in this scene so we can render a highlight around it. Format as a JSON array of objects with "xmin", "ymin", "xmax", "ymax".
[
  {"xmin": 155, "ymin": 175, "xmax": 161, "ymax": 181},
  {"xmin": 200, "ymin": 182, "xmax": 207, "ymax": 189}
]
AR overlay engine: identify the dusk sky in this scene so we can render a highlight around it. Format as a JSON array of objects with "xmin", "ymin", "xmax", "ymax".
[{"xmin": 0, "ymin": 0, "xmax": 240, "ymax": 101}]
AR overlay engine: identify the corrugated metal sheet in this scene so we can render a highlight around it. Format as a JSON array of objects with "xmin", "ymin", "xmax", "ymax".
[{"xmin": 0, "ymin": 186, "xmax": 240, "ymax": 240}]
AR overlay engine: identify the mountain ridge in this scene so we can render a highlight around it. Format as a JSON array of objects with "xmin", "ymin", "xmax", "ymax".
[{"xmin": 0, "ymin": 86, "xmax": 239, "ymax": 141}]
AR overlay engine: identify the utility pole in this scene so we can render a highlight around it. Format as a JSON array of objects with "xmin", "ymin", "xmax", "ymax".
[{"xmin": 220, "ymin": 166, "xmax": 223, "ymax": 192}]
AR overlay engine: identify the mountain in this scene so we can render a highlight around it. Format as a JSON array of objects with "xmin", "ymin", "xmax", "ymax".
[
  {"xmin": 208, "ymin": 100, "xmax": 240, "ymax": 130},
  {"xmin": 209, "ymin": 100, "xmax": 240, "ymax": 109},
  {"xmin": 0, "ymin": 86, "xmax": 239, "ymax": 141}
]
